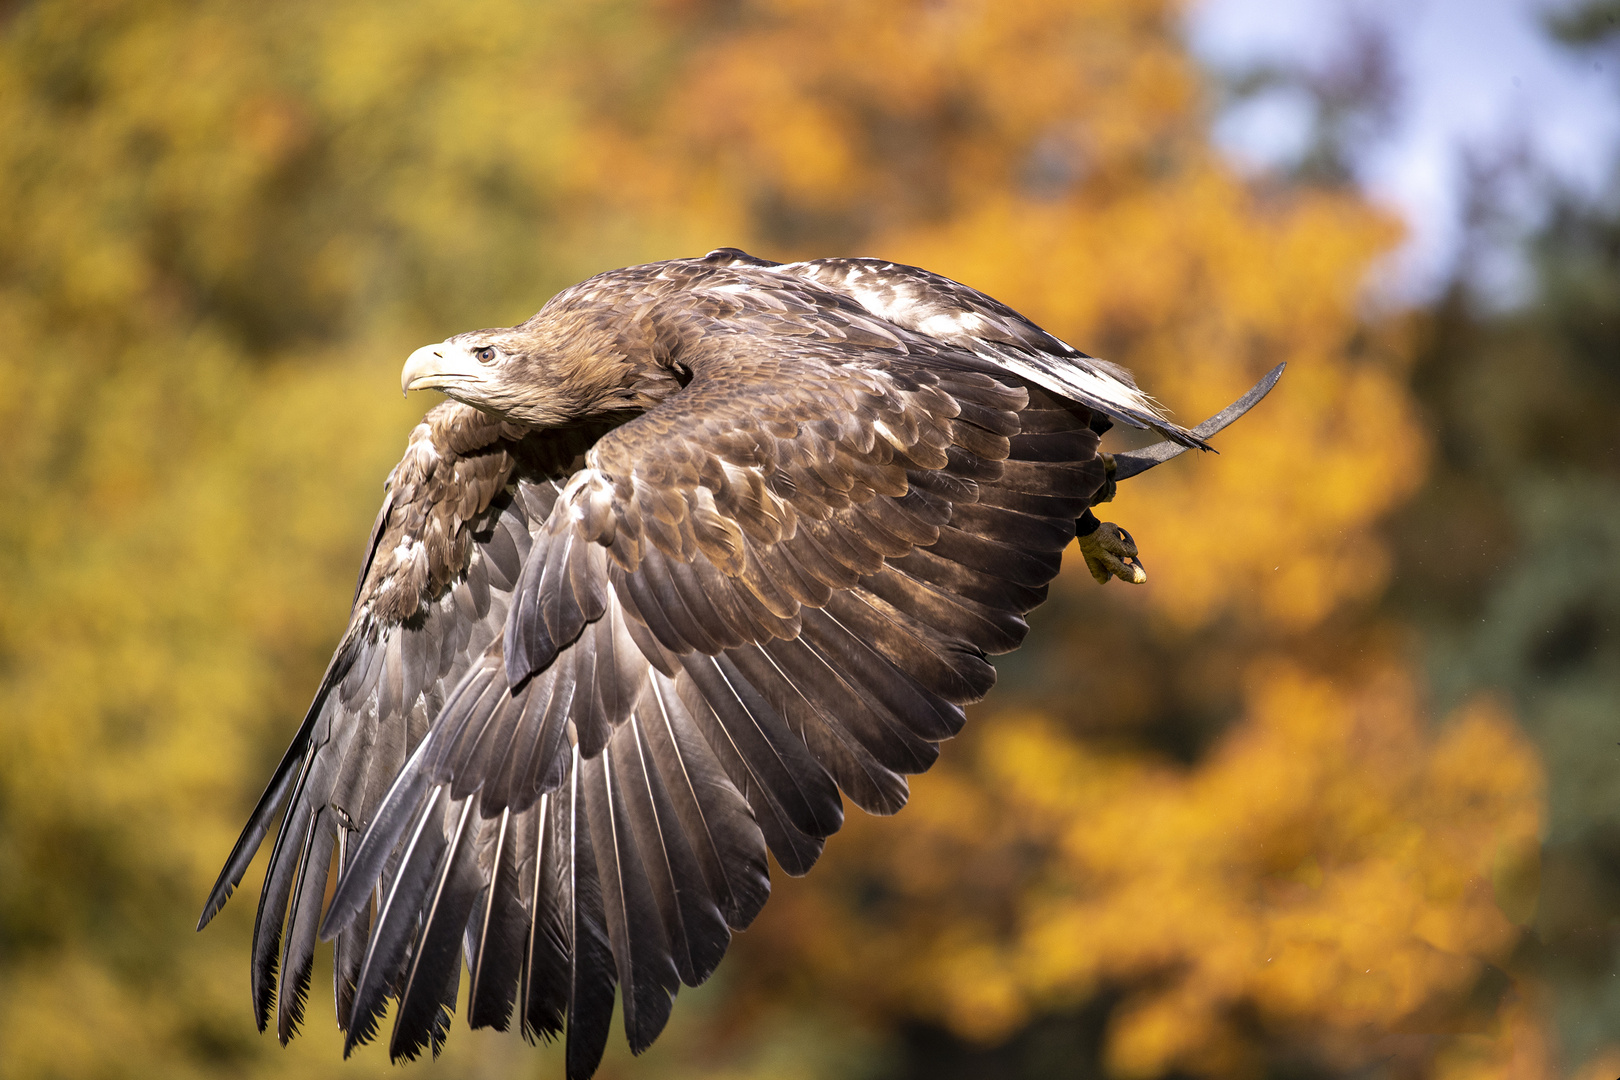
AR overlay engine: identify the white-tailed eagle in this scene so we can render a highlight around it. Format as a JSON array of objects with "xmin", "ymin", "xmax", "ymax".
[{"xmin": 198, "ymin": 248, "xmax": 1280, "ymax": 1077}]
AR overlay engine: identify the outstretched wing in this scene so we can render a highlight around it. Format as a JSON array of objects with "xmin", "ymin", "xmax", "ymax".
[
  {"xmin": 196, "ymin": 403, "xmax": 608, "ymax": 1048},
  {"xmin": 314, "ymin": 314, "xmax": 1113, "ymax": 1075}
]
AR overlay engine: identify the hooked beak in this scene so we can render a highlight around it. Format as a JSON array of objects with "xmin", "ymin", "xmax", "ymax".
[{"xmin": 401, "ymin": 342, "xmax": 484, "ymax": 396}]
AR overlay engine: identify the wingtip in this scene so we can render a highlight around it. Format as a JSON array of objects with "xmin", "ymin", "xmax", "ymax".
[
  {"xmin": 196, "ymin": 890, "xmax": 228, "ymax": 932},
  {"xmin": 343, "ymin": 1021, "xmax": 372, "ymax": 1059},
  {"xmin": 196, "ymin": 851, "xmax": 249, "ymax": 932}
]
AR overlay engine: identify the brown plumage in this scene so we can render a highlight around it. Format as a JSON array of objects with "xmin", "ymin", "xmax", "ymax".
[{"xmin": 198, "ymin": 248, "xmax": 1273, "ymax": 1077}]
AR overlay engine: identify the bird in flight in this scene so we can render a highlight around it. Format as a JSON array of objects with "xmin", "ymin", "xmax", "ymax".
[{"xmin": 198, "ymin": 248, "xmax": 1280, "ymax": 1077}]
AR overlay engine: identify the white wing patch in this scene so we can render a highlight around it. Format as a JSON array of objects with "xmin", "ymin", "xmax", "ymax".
[
  {"xmin": 782, "ymin": 258, "xmax": 1173, "ymax": 430},
  {"xmin": 915, "ymin": 310, "xmax": 987, "ymax": 338},
  {"xmin": 972, "ymin": 344, "xmax": 1166, "ymax": 424}
]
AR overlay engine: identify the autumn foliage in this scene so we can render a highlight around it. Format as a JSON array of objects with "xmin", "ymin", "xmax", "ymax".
[{"xmin": 0, "ymin": 1, "xmax": 1549, "ymax": 1078}]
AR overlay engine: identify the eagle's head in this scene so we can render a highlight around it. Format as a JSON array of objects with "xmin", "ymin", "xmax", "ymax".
[{"xmin": 400, "ymin": 315, "xmax": 682, "ymax": 427}]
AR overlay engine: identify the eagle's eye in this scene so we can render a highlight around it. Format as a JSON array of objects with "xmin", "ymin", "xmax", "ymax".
[{"xmin": 474, "ymin": 346, "xmax": 497, "ymax": 363}]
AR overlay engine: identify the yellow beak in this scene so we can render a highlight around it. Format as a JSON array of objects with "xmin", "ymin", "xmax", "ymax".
[{"xmin": 401, "ymin": 342, "xmax": 482, "ymax": 396}]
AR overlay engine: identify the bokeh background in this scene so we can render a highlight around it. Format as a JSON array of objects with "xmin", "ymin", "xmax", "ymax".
[{"xmin": 1, "ymin": 1, "xmax": 1617, "ymax": 1077}]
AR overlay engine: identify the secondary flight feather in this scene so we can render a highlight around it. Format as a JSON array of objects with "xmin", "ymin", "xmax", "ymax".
[{"xmin": 198, "ymin": 248, "xmax": 1280, "ymax": 1077}]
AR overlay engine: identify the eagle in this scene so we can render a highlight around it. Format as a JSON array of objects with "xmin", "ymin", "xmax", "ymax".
[{"xmin": 197, "ymin": 248, "xmax": 1280, "ymax": 1077}]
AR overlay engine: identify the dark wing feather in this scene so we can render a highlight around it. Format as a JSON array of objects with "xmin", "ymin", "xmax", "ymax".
[
  {"xmin": 331, "ymin": 828, "xmax": 367, "ymax": 1030},
  {"xmin": 638, "ymin": 669, "xmax": 771, "ymax": 930},
  {"xmin": 276, "ymin": 804, "xmax": 336, "ymax": 1041},
  {"xmin": 581, "ymin": 746, "xmax": 680, "ymax": 1052},
  {"xmin": 201, "ymin": 405, "xmax": 598, "ymax": 1043},
  {"xmin": 561, "ymin": 754, "xmax": 618, "ymax": 1080},
  {"xmin": 344, "ymin": 783, "xmax": 452, "ymax": 1052},
  {"xmin": 519, "ymin": 791, "xmax": 570, "ymax": 1041},
  {"xmin": 465, "ymin": 808, "xmax": 523, "ymax": 1030},
  {"xmin": 388, "ymin": 796, "xmax": 479, "ymax": 1061},
  {"xmin": 197, "ymin": 657, "xmax": 345, "ymax": 933},
  {"xmin": 612, "ymin": 710, "xmax": 732, "ymax": 985}
]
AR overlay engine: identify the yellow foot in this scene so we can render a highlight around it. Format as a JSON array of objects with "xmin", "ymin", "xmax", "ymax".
[{"xmin": 1078, "ymin": 521, "xmax": 1147, "ymax": 585}]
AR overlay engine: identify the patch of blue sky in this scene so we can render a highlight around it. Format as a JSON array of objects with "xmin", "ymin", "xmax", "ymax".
[{"xmin": 1187, "ymin": 0, "xmax": 1620, "ymax": 304}]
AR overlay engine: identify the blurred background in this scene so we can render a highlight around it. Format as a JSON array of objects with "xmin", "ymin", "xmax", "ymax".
[{"xmin": 1, "ymin": 0, "xmax": 1617, "ymax": 1077}]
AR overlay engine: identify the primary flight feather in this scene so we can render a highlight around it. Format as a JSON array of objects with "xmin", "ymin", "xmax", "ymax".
[{"xmin": 198, "ymin": 248, "xmax": 1277, "ymax": 1077}]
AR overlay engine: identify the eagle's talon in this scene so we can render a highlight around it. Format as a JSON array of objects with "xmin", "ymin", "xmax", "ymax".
[{"xmin": 1080, "ymin": 521, "xmax": 1148, "ymax": 585}]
